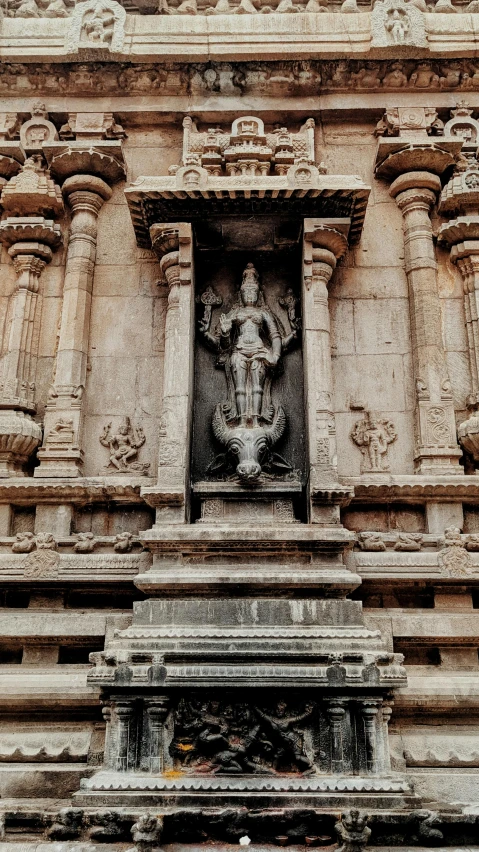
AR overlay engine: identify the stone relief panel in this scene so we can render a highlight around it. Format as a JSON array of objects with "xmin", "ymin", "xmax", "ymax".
[
  {"xmin": 350, "ymin": 411, "xmax": 397, "ymax": 473},
  {"xmin": 192, "ymin": 245, "xmax": 305, "ymax": 484},
  {"xmin": 99, "ymin": 417, "xmax": 150, "ymax": 475}
]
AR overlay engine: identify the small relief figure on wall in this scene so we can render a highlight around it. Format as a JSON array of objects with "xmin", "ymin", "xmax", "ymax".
[
  {"xmin": 350, "ymin": 410, "xmax": 397, "ymax": 473},
  {"xmin": 99, "ymin": 417, "xmax": 150, "ymax": 475},
  {"xmin": 199, "ymin": 263, "xmax": 298, "ymax": 483}
]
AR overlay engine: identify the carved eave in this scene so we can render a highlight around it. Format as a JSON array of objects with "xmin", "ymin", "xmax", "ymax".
[
  {"xmin": 342, "ymin": 473, "xmax": 479, "ymax": 503},
  {"xmin": 0, "ymin": 476, "xmax": 155, "ymax": 505},
  {"xmin": 375, "ymin": 137, "xmax": 462, "ymax": 180},
  {"xmin": 42, "ymin": 141, "xmax": 126, "ymax": 184},
  {"xmin": 125, "ymin": 174, "xmax": 370, "ymax": 248}
]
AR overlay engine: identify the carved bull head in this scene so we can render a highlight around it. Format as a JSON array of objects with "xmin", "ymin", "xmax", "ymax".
[{"xmin": 212, "ymin": 404, "xmax": 286, "ymax": 482}]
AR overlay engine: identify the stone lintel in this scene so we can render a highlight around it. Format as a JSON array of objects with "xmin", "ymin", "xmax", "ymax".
[{"xmin": 125, "ymin": 178, "xmax": 370, "ymax": 248}]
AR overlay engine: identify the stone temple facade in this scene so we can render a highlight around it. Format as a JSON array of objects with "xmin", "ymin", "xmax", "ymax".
[{"xmin": 1, "ymin": 0, "xmax": 479, "ymax": 849}]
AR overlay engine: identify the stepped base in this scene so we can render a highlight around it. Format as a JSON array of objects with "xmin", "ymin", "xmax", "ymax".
[{"xmin": 77, "ymin": 770, "xmax": 413, "ymax": 809}]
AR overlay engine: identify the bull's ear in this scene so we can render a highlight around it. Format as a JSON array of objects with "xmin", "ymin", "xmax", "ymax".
[{"xmin": 207, "ymin": 453, "xmax": 228, "ymax": 473}]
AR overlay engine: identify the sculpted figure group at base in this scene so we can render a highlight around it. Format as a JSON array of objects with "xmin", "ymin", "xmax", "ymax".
[{"xmin": 199, "ymin": 263, "xmax": 297, "ymax": 482}]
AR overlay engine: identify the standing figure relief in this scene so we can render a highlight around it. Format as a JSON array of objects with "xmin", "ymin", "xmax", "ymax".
[{"xmin": 199, "ymin": 263, "xmax": 298, "ymax": 483}]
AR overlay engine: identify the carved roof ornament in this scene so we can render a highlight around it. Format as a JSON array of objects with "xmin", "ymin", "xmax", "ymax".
[
  {"xmin": 375, "ymin": 106, "xmax": 462, "ymax": 179},
  {"xmin": 126, "ymin": 114, "xmax": 370, "ymax": 248},
  {"xmin": 65, "ymin": 0, "xmax": 126, "ymax": 54},
  {"xmin": 0, "ymin": 113, "xmax": 21, "ymax": 142},
  {"xmin": 0, "ymin": 112, "xmax": 24, "ymax": 180},
  {"xmin": 0, "ymin": 155, "xmax": 63, "ymax": 217},
  {"xmin": 19, "ymin": 103, "xmax": 59, "ymax": 154},
  {"xmin": 437, "ymin": 105, "xmax": 479, "ymax": 242},
  {"xmin": 371, "ymin": 0, "xmax": 426, "ymax": 49},
  {"xmin": 59, "ymin": 112, "xmax": 126, "ymax": 141},
  {"xmin": 177, "ymin": 115, "xmax": 319, "ymax": 178}
]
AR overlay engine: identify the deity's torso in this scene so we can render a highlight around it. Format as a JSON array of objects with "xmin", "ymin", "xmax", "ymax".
[{"xmin": 234, "ymin": 307, "xmax": 268, "ymax": 355}]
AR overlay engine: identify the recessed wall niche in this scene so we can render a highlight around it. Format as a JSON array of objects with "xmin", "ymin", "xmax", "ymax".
[{"xmin": 191, "ymin": 216, "xmax": 306, "ymax": 501}]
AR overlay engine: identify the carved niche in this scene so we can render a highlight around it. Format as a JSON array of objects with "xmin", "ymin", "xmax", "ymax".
[{"xmin": 193, "ymin": 252, "xmax": 304, "ymax": 485}]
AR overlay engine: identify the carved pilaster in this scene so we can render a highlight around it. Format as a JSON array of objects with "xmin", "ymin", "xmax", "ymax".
[
  {"xmin": 379, "ymin": 700, "xmax": 393, "ymax": 774},
  {"xmin": 0, "ymin": 158, "xmax": 62, "ymax": 475},
  {"xmin": 144, "ymin": 697, "xmax": 169, "ymax": 773},
  {"xmin": 375, "ymin": 108, "xmax": 462, "ymax": 475},
  {"xmin": 302, "ymin": 220, "xmax": 352, "ymax": 523},
  {"xmin": 390, "ymin": 172, "xmax": 461, "ymax": 474},
  {"xmin": 325, "ymin": 699, "xmax": 347, "ymax": 774},
  {"xmin": 146, "ymin": 222, "xmax": 194, "ymax": 523},
  {"xmin": 361, "ymin": 701, "xmax": 381, "ymax": 775},
  {"xmin": 111, "ymin": 701, "xmax": 136, "ymax": 772},
  {"xmin": 36, "ymin": 175, "xmax": 111, "ymax": 478},
  {"xmin": 101, "ymin": 703, "xmax": 113, "ymax": 770}
]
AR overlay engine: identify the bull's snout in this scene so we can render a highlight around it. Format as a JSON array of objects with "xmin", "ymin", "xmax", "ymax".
[{"xmin": 236, "ymin": 460, "xmax": 262, "ymax": 481}]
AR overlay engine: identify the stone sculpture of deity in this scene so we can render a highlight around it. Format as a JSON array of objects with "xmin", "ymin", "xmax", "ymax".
[{"xmin": 199, "ymin": 263, "xmax": 297, "ymax": 482}]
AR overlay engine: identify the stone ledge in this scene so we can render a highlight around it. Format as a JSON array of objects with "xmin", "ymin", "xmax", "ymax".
[{"xmin": 2, "ymin": 13, "xmax": 479, "ymax": 63}]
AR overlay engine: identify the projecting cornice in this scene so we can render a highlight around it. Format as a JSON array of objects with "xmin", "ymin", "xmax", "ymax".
[{"xmin": 2, "ymin": 10, "xmax": 479, "ymax": 62}]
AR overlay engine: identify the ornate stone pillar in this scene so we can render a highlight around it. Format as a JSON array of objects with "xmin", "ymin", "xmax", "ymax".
[
  {"xmin": 375, "ymin": 109, "xmax": 462, "ymax": 474},
  {"xmin": 111, "ymin": 701, "xmax": 136, "ymax": 772},
  {"xmin": 436, "ymin": 109, "xmax": 479, "ymax": 465},
  {"xmin": 101, "ymin": 703, "xmax": 113, "ymax": 769},
  {"xmin": 361, "ymin": 701, "xmax": 381, "ymax": 774},
  {"xmin": 379, "ymin": 700, "xmax": 393, "ymax": 774},
  {"xmin": 0, "ymin": 156, "xmax": 63, "ymax": 475},
  {"xmin": 325, "ymin": 699, "xmax": 346, "ymax": 774},
  {"xmin": 36, "ymin": 175, "xmax": 111, "ymax": 477},
  {"xmin": 145, "ymin": 223, "xmax": 194, "ymax": 524},
  {"xmin": 302, "ymin": 220, "xmax": 352, "ymax": 523},
  {"xmin": 144, "ymin": 697, "xmax": 169, "ymax": 772}
]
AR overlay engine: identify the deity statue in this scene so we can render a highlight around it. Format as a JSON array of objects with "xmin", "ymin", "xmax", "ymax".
[
  {"xmin": 350, "ymin": 411, "xmax": 397, "ymax": 473},
  {"xmin": 99, "ymin": 417, "xmax": 149, "ymax": 475},
  {"xmin": 199, "ymin": 263, "xmax": 297, "ymax": 482}
]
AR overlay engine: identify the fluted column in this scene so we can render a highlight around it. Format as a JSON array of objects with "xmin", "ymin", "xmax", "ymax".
[
  {"xmin": 390, "ymin": 172, "xmax": 461, "ymax": 474},
  {"xmin": 303, "ymin": 221, "xmax": 350, "ymax": 523},
  {"xmin": 36, "ymin": 175, "xmax": 111, "ymax": 477},
  {"xmin": 380, "ymin": 700, "xmax": 393, "ymax": 773},
  {"xmin": 325, "ymin": 699, "xmax": 346, "ymax": 774},
  {"xmin": 361, "ymin": 701, "xmax": 381, "ymax": 774},
  {"xmin": 145, "ymin": 223, "xmax": 194, "ymax": 524},
  {"xmin": 144, "ymin": 697, "xmax": 169, "ymax": 773},
  {"xmin": 111, "ymin": 701, "xmax": 136, "ymax": 772}
]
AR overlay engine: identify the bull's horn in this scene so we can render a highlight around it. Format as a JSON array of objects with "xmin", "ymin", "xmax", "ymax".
[
  {"xmin": 264, "ymin": 405, "xmax": 286, "ymax": 446},
  {"xmin": 212, "ymin": 403, "xmax": 229, "ymax": 446}
]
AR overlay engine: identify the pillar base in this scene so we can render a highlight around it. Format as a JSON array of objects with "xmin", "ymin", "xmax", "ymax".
[
  {"xmin": 34, "ymin": 446, "xmax": 84, "ymax": 478},
  {"xmin": 414, "ymin": 447, "xmax": 463, "ymax": 476},
  {"xmin": 77, "ymin": 769, "xmax": 413, "ymax": 810}
]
